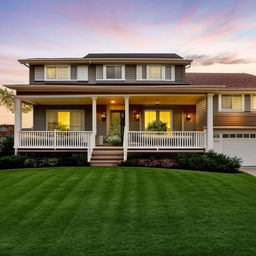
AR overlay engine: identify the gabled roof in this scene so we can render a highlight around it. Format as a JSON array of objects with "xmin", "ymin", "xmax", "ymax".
[
  {"xmin": 84, "ymin": 53, "xmax": 183, "ymax": 59},
  {"xmin": 187, "ymin": 73, "xmax": 256, "ymax": 88}
]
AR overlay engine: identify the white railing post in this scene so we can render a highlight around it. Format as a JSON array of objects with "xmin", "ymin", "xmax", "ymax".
[
  {"xmin": 124, "ymin": 96, "xmax": 130, "ymax": 131},
  {"xmin": 54, "ymin": 129, "xmax": 57, "ymax": 149},
  {"xmin": 14, "ymin": 98, "xmax": 22, "ymax": 154},
  {"xmin": 123, "ymin": 127, "xmax": 128, "ymax": 161},
  {"xmin": 91, "ymin": 97, "xmax": 97, "ymax": 148},
  {"xmin": 207, "ymin": 93, "xmax": 214, "ymax": 151}
]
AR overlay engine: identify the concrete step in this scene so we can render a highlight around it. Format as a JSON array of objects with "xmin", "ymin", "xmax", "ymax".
[
  {"xmin": 91, "ymin": 155, "xmax": 123, "ymax": 160},
  {"xmin": 90, "ymin": 160, "xmax": 121, "ymax": 167},
  {"xmin": 92, "ymin": 150, "xmax": 123, "ymax": 156}
]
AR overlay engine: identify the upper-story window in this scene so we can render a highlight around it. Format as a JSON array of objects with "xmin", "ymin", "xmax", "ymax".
[
  {"xmin": 45, "ymin": 65, "xmax": 70, "ymax": 80},
  {"xmin": 137, "ymin": 65, "xmax": 175, "ymax": 81},
  {"xmin": 34, "ymin": 65, "xmax": 88, "ymax": 81},
  {"xmin": 251, "ymin": 95, "xmax": 256, "ymax": 111},
  {"xmin": 219, "ymin": 94, "xmax": 244, "ymax": 112},
  {"xmin": 97, "ymin": 65, "xmax": 125, "ymax": 80}
]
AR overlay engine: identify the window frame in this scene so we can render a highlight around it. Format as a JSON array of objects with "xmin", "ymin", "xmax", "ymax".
[
  {"xmin": 99, "ymin": 64, "xmax": 125, "ymax": 80},
  {"xmin": 136, "ymin": 65, "xmax": 175, "ymax": 81},
  {"xmin": 45, "ymin": 65, "xmax": 71, "ymax": 81},
  {"xmin": 46, "ymin": 109, "xmax": 85, "ymax": 131},
  {"xmin": 250, "ymin": 94, "xmax": 256, "ymax": 111},
  {"xmin": 218, "ymin": 94, "xmax": 244, "ymax": 112},
  {"xmin": 144, "ymin": 109, "xmax": 173, "ymax": 131}
]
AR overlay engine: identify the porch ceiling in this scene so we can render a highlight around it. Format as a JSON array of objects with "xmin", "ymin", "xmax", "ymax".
[
  {"xmin": 18, "ymin": 95, "xmax": 205, "ymax": 105},
  {"xmin": 129, "ymin": 95, "xmax": 205, "ymax": 105}
]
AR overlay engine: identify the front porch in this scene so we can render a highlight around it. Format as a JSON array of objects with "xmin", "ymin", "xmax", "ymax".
[{"xmin": 14, "ymin": 94, "xmax": 214, "ymax": 162}]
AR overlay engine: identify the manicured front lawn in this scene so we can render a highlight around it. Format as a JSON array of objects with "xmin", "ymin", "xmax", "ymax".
[{"xmin": 0, "ymin": 167, "xmax": 255, "ymax": 256}]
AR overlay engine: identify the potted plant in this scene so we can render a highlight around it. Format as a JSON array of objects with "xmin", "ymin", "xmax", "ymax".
[{"xmin": 146, "ymin": 120, "xmax": 167, "ymax": 131}]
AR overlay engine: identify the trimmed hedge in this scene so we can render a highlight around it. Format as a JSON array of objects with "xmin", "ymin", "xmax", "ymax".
[
  {"xmin": 0, "ymin": 153, "xmax": 88, "ymax": 170},
  {"xmin": 177, "ymin": 151, "xmax": 241, "ymax": 173},
  {"xmin": 122, "ymin": 151, "xmax": 241, "ymax": 173}
]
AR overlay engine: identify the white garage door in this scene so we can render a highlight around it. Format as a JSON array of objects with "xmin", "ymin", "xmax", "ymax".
[{"xmin": 214, "ymin": 132, "xmax": 256, "ymax": 166}]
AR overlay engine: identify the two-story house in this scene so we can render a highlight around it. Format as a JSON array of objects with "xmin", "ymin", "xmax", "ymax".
[{"xmin": 4, "ymin": 53, "xmax": 256, "ymax": 166}]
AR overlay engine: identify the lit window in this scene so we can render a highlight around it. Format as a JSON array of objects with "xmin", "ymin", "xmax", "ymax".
[
  {"xmin": 144, "ymin": 111, "xmax": 157, "ymax": 129},
  {"xmin": 46, "ymin": 65, "xmax": 70, "ymax": 80},
  {"xmin": 47, "ymin": 110, "xmax": 84, "ymax": 131},
  {"xmin": 144, "ymin": 110, "xmax": 172, "ymax": 130},
  {"xmin": 252, "ymin": 95, "xmax": 256, "ymax": 110},
  {"xmin": 159, "ymin": 111, "xmax": 171, "ymax": 130},
  {"xmin": 221, "ymin": 95, "xmax": 242, "ymax": 110},
  {"xmin": 148, "ymin": 65, "xmax": 162, "ymax": 79},
  {"xmin": 58, "ymin": 66, "xmax": 69, "ymax": 79},
  {"xmin": 47, "ymin": 67, "xmax": 57, "ymax": 79}
]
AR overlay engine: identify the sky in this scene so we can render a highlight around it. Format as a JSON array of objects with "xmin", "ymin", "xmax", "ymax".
[{"xmin": 0, "ymin": 0, "xmax": 256, "ymax": 126}]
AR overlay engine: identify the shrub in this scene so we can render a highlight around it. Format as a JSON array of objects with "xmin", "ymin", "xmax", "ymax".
[
  {"xmin": 0, "ymin": 155, "xmax": 26, "ymax": 169},
  {"xmin": 105, "ymin": 135, "xmax": 121, "ymax": 145},
  {"xmin": 177, "ymin": 150, "xmax": 241, "ymax": 173},
  {"xmin": 146, "ymin": 120, "xmax": 167, "ymax": 131},
  {"xmin": 121, "ymin": 158, "xmax": 179, "ymax": 168},
  {"xmin": 0, "ymin": 136, "xmax": 14, "ymax": 157},
  {"xmin": 24, "ymin": 157, "xmax": 60, "ymax": 168}
]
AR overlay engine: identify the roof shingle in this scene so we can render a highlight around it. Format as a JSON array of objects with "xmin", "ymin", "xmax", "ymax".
[
  {"xmin": 84, "ymin": 53, "xmax": 183, "ymax": 59},
  {"xmin": 186, "ymin": 73, "xmax": 256, "ymax": 88}
]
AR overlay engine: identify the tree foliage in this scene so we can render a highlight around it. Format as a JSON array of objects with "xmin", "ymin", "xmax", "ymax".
[{"xmin": 0, "ymin": 88, "xmax": 32, "ymax": 113}]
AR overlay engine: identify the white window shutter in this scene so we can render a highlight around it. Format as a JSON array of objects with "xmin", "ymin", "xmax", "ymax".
[
  {"xmin": 77, "ymin": 65, "xmax": 88, "ymax": 81},
  {"xmin": 137, "ymin": 65, "xmax": 142, "ymax": 80}
]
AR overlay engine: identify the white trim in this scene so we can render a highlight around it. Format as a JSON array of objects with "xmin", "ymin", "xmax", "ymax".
[
  {"xmin": 97, "ymin": 64, "xmax": 125, "ymax": 81},
  {"xmin": 207, "ymin": 93, "xmax": 214, "ymax": 151},
  {"xmin": 14, "ymin": 98, "xmax": 22, "ymax": 153},
  {"xmin": 136, "ymin": 64, "xmax": 175, "ymax": 81},
  {"xmin": 218, "ymin": 94, "xmax": 245, "ymax": 112},
  {"xmin": 46, "ymin": 109, "xmax": 85, "ymax": 131}
]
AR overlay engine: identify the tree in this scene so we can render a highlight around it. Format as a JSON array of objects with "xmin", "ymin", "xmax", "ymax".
[{"xmin": 0, "ymin": 88, "xmax": 32, "ymax": 113}]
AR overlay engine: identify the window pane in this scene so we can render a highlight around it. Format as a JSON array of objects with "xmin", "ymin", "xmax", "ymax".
[
  {"xmin": 58, "ymin": 66, "xmax": 69, "ymax": 79},
  {"xmin": 145, "ymin": 111, "xmax": 156, "ymax": 129},
  {"xmin": 222, "ymin": 95, "xmax": 232, "ymax": 109},
  {"xmin": 57, "ymin": 112, "xmax": 70, "ymax": 131},
  {"xmin": 148, "ymin": 66, "xmax": 162, "ymax": 79},
  {"xmin": 47, "ymin": 67, "xmax": 57, "ymax": 79},
  {"xmin": 160, "ymin": 111, "xmax": 171, "ymax": 130},
  {"xmin": 106, "ymin": 66, "xmax": 122, "ymax": 79},
  {"xmin": 165, "ymin": 66, "xmax": 172, "ymax": 80},
  {"xmin": 70, "ymin": 111, "xmax": 83, "ymax": 131},
  {"xmin": 253, "ymin": 96, "xmax": 256, "ymax": 110},
  {"xmin": 142, "ymin": 65, "xmax": 146, "ymax": 79},
  {"xmin": 232, "ymin": 96, "xmax": 242, "ymax": 110}
]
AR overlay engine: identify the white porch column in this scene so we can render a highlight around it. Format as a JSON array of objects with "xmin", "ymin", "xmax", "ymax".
[
  {"xmin": 207, "ymin": 93, "xmax": 214, "ymax": 151},
  {"xmin": 124, "ymin": 96, "xmax": 130, "ymax": 131},
  {"xmin": 91, "ymin": 97, "xmax": 97, "ymax": 133},
  {"xmin": 14, "ymin": 98, "xmax": 22, "ymax": 154}
]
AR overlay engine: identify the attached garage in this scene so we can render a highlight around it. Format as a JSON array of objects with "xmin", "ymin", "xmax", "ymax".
[{"xmin": 214, "ymin": 131, "xmax": 256, "ymax": 166}]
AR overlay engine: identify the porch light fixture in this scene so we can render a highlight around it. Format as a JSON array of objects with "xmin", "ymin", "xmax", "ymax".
[
  {"xmin": 110, "ymin": 100, "xmax": 116, "ymax": 104},
  {"xmin": 186, "ymin": 113, "xmax": 192, "ymax": 121},
  {"xmin": 101, "ymin": 112, "xmax": 106, "ymax": 122},
  {"xmin": 135, "ymin": 113, "xmax": 140, "ymax": 121}
]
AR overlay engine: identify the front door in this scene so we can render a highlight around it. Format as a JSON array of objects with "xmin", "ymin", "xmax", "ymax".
[{"xmin": 110, "ymin": 110, "xmax": 125, "ymax": 141}]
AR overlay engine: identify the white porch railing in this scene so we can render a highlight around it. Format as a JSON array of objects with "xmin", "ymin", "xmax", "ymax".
[
  {"xmin": 127, "ymin": 131, "xmax": 206, "ymax": 149},
  {"xmin": 17, "ymin": 131, "xmax": 95, "ymax": 161}
]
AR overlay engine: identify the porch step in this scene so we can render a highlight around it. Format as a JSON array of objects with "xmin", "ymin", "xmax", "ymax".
[{"xmin": 90, "ymin": 146, "xmax": 124, "ymax": 167}]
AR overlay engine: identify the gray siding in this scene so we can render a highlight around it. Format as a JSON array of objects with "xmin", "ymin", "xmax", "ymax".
[
  {"xmin": 125, "ymin": 65, "xmax": 136, "ymax": 82},
  {"xmin": 88, "ymin": 65, "xmax": 96, "ymax": 83},
  {"xmin": 175, "ymin": 65, "xmax": 185, "ymax": 82},
  {"xmin": 33, "ymin": 105, "xmax": 92, "ymax": 131},
  {"xmin": 213, "ymin": 94, "xmax": 256, "ymax": 126},
  {"xmin": 95, "ymin": 65, "xmax": 103, "ymax": 80}
]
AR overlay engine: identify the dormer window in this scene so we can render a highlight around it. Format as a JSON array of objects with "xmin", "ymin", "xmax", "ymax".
[
  {"xmin": 137, "ymin": 65, "xmax": 175, "ymax": 81},
  {"xmin": 96, "ymin": 65, "xmax": 125, "ymax": 80}
]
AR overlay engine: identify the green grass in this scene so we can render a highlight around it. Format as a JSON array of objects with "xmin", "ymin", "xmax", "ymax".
[{"xmin": 0, "ymin": 167, "xmax": 255, "ymax": 256}]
